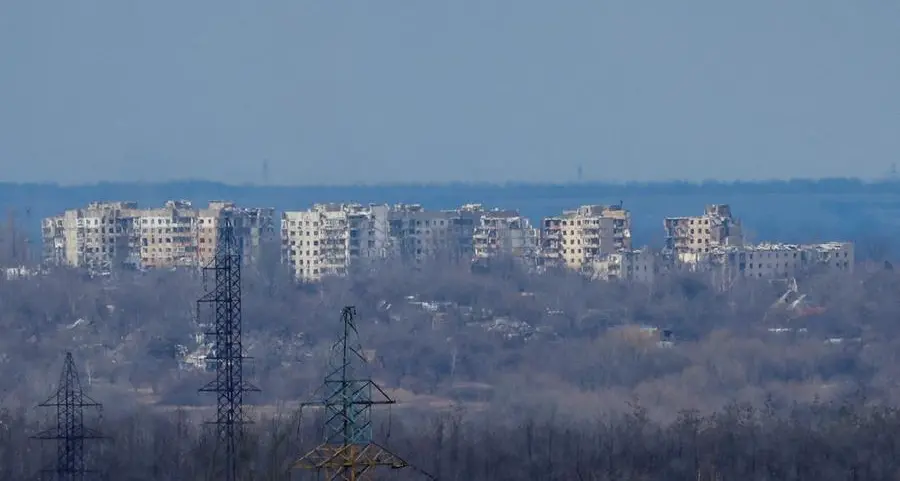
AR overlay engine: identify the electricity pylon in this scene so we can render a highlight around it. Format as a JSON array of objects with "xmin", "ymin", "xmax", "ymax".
[
  {"xmin": 294, "ymin": 306, "xmax": 410, "ymax": 481},
  {"xmin": 198, "ymin": 215, "xmax": 259, "ymax": 481},
  {"xmin": 33, "ymin": 352, "xmax": 103, "ymax": 481}
]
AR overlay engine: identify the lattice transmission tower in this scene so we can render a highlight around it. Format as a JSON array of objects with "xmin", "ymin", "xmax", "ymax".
[
  {"xmin": 33, "ymin": 352, "xmax": 103, "ymax": 481},
  {"xmin": 198, "ymin": 215, "xmax": 259, "ymax": 481},
  {"xmin": 294, "ymin": 306, "xmax": 426, "ymax": 481}
]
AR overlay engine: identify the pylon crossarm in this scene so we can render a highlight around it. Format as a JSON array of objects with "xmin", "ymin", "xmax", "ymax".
[
  {"xmin": 367, "ymin": 381, "xmax": 396, "ymax": 404},
  {"xmin": 294, "ymin": 443, "xmax": 351, "ymax": 469},
  {"xmin": 80, "ymin": 394, "xmax": 102, "ymax": 407},
  {"xmin": 294, "ymin": 443, "xmax": 409, "ymax": 470},
  {"xmin": 323, "ymin": 380, "xmax": 394, "ymax": 405},
  {"xmin": 360, "ymin": 443, "xmax": 410, "ymax": 469}
]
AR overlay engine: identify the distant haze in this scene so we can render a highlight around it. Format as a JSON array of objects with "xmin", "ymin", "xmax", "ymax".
[{"xmin": 2, "ymin": 1, "xmax": 898, "ymax": 185}]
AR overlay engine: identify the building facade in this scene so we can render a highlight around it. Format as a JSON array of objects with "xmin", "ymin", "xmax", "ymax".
[
  {"xmin": 472, "ymin": 209, "xmax": 539, "ymax": 262},
  {"xmin": 664, "ymin": 204, "xmax": 743, "ymax": 262},
  {"xmin": 541, "ymin": 204, "xmax": 633, "ymax": 271},
  {"xmin": 42, "ymin": 200, "xmax": 274, "ymax": 271},
  {"xmin": 696, "ymin": 241, "xmax": 854, "ymax": 283},
  {"xmin": 388, "ymin": 203, "xmax": 483, "ymax": 264},
  {"xmin": 590, "ymin": 249, "xmax": 658, "ymax": 283},
  {"xmin": 137, "ymin": 200, "xmax": 197, "ymax": 268},
  {"xmin": 41, "ymin": 201, "xmax": 139, "ymax": 270},
  {"xmin": 195, "ymin": 201, "xmax": 276, "ymax": 267},
  {"xmin": 282, "ymin": 203, "xmax": 391, "ymax": 281}
]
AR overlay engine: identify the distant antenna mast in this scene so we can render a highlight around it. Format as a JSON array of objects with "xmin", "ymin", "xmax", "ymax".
[
  {"xmin": 262, "ymin": 159, "xmax": 270, "ymax": 186},
  {"xmin": 6, "ymin": 208, "xmax": 16, "ymax": 263},
  {"xmin": 33, "ymin": 352, "xmax": 104, "ymax": 481}
]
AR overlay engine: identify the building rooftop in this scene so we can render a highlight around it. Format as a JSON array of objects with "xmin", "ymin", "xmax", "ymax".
[
  {"xmin": 483, "ymin": 209, "xmax": 522, "ymax": 219},
  {"xmin": 707, "ymin": 241, "xmax": 853, "ymax": 255},
  {"xmin": 548, "ymin": 204, "xmax": 627, "ymax": 219}
]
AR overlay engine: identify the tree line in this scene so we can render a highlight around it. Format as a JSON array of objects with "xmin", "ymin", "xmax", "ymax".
[{"xmin": 3, "ymin": 398, "xmax": 900, "ymax": 480}]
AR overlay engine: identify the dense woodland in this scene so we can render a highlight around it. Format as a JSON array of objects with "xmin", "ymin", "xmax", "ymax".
[{"xmin": 1, "ymin": 247, "xmax": 900, "ymax": 478}]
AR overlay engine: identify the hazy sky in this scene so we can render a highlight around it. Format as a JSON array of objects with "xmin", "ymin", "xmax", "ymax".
[{"xmin": 2, "ymin": 1, "xmax": 898, "ymax": 185}]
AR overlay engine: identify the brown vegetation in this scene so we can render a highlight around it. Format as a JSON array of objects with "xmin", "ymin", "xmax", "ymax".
[
  {"xmin": 2, "ymin": 258, "xmax": 897, "ymax": 416},
  {"xmin": 1, "ymin": 255, "xmax": 899, "ymax": 477}
]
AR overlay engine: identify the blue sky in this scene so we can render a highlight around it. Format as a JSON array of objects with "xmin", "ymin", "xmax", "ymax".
[{"xmin": 1, "ymin": 1, "xmax": 898, "ymax": 185}]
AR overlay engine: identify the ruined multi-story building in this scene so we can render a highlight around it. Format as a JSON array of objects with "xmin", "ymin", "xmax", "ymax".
[
  {"xmin": 239, "ymin": 205, "xmax": 278, "ymax": 267},
  {"xmin": 283, "ymin": 202, "xmax": 532, "ymax": 280},
  {"xmin": 281, "ymin": 203, "xmax": 390, "ymax": 281},
  {"xmin": 589, "ymin": 249, "xmax": 659, "ymax": 283},
  {"xmin": 700, "ymin": 241, "xmax": 854, "ymax": 283},
  {"xmin": 137, "ymin": 200, "xmax": 197, "ymax": 268},
  {"xmin": 664, "ymin": 204, "xmax": 743, "ymax": 262},
  {"xmin": 541, "ymin": 204, "xmax": 632, "ymax": 271},
  {"xmin": 41, "ymin": 201, "xmax": 139, "ymax": 270},
  {"xmin": 195, "ymin": 201, "xmax": 275, "ymax": 267},
  {"xmin": 472, "ymin": 209, "xmax": 539, "ymax": 262},
  {"xmin": 387, "ymin": 203, "xmax": 483, "ymax": 264},
  {"xmin": 42, "ymin": 200, "xmax": 274, "ymax": 271}
]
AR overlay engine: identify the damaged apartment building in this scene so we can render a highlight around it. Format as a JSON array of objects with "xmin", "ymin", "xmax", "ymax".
[
  {"xmin": 282, "ymin": 202, "xmax": 551, "ymax": 282},
  {"xmin": 702, "ymin": 241, "xmax": 855, "ymax": 286},
  {"xmin": 281, "ymin": 203, "xmax": 391, "ymax": 281},
  {"xmin": 472, "ymin": 208, "xmax": 540, "ymax": 263},
  {"xmin": 281, "ymin": 202, "xmax": 485, "ymax": 281},
  {"xmin": 42, "ymin": 201, "xmax": 275, "ymax": 271},
  {"xmin": 389, "ymin": 203, "xmax": 483, "ymax": 264},
  {"xmin": 540, "ymin": 204, "xmax": 633, "ymax": 271},
  {"xmin": 664, "ymin": 204, "xmax": 854, "ymax": 284},
  {"xmin": 42, "ymin": 201, "xmax": 138, "ymax": 271},
  {"xmin": 590, "ymin": 249, "xmax": 659, "ymax": 283},
  {"xmin": 664, "ymin": 204, "xmax": 744, "ymax": 264}
]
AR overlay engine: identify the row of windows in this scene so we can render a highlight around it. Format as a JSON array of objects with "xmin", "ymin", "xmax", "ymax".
[
  {"xmin": 562, "ymin": 238, "xmax": 602, "ymax": 245},
  {"xmin": 81, "ymin": 246, "xmax": 115, "ymax": 254},
  {"xmin": 562, "ymin": 219, "xmax": 608, "ymax": 226},
  {"xmin": 730, "ymin": 260, "xmax": 851, "ymax": 270},
  {"xmin": 78, "ymin": 218, "xmax": 119, "ymax": 226},
  {"xmin": 284, "ymin": 219, "xmax": 336, "ymax": 228},
  {"xmin": 140, "ymin": 227, "xmax": 190, "ymax": 234},
  {"xmin": 140, "ymin": 218, "xmax": 195, "ymax": 225},
  {"xmin": 141, "ymin": 247, "xmax": 191, "ymax": 253},
  {"xmin": 141, "ymin": 237, "xmax": 193, "ymax": 245},
  {"xmin": 549, "ymin": 229, "xmax": 610, "ymax": 237},
  {"xmin": 736, "ymin": 261, "xmax": 851, "ymax": 274},
  {"xmin": 79, "ymin": 236, "xmax": 116, "ymax": 244},
  {"xmin": 561, "ymin": 247, "xmax": 602, "ymax": 255},
  {"xmin": 668, "ymin": 218, "xmax": 716, "ymax": 230},
  {"xmin": 296, "ymin": 268, "xmax": 322, "ymax": 276},
  {"xmin": 390, "ymin": 219, "xmax": 450, "ymax": 228},
  {"xmin": 77, "ymin": 227, "xmax": 123, "ymax": 234},
  {"xmin": 291, "ymin": 259, "xmax": 323, "ymax": 266},
  {"xmin": 741, "ymin": 262, "xmax": 803, "ymax": 270},
  {"xmin": 545, "ymin": 216, "xmax": 626, "ymax": 227}
]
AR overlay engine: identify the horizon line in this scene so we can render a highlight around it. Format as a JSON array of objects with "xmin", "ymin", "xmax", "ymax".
[{"xmin": 1, "ymin": 176, "xmax": 898, "ymax": 189}]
